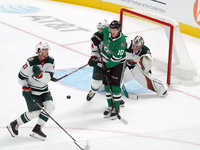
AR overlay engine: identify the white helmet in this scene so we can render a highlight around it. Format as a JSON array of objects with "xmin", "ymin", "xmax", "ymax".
[
  {"xmin": 132, "ymin": 35, "xmax": 144, "ymax": 50},
  {"xmin": 36, "ymin": 42, "xmax": 49, "ymax": 54},
  {"xmin": 97, "ymin": 19, "xmax": 109, "ymax": 29}
]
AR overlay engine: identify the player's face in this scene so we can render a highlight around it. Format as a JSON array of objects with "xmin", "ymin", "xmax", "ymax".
[
  {"xmin": 132, "ymin": 44, "xmax": 141, "ymax": 51},
  {"xmin": 41, "ymin": 48, "xmax": 49, "ymax": 58},
  {"xmin": 110, "ymin": 28, "xmax": 120, "ymax": 38},
  {"xmin": 132, "ymin": 44, "xmax": 141, "ymax": 54},
  {"xmin": 98, "ymin": 28, "xmax": 103, "ymax": 33}
]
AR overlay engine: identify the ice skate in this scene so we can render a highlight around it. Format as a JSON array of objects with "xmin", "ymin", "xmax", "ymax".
[
  {"xmin": 7, "ymin": 120, "xmax": 19, "ymax": 137},
  {"xmin": 86, "ymin": 90, "xmax": 96, "ymax": 101},
  {"xmin": 103, "ymin": 107, "xmax": 113, "ymax": 118},
  {"xmin": 120, "ymin": 100, "xmax": 125, "ymax": 107},
  {"xmin": 30, "ymin": 124, "xmax": 46, "ymax": 141},
  {"xmin": 110, "ymin": 108, "xmax": 120, "ymax": 120}
]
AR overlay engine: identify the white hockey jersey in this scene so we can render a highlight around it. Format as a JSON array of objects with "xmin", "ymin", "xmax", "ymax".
[{"xmin": 18, "ymin": 56, "xmax": 55, "ymax": 95}]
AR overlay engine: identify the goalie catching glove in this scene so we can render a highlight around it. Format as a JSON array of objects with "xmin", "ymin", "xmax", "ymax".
[
  {"xmin": 91, "ymin": 32, "xmax": 103, "ymax": 46},
  {"xmin": 88, "ymin": 56, "xmax": 99, "ymax": 66}
]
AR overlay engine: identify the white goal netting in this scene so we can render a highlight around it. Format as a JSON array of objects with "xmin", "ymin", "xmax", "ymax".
[{"xmin": 120, "ymin": 8, "xmax": 200, "ymax": 85}]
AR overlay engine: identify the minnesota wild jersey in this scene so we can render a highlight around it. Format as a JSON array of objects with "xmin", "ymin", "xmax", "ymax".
[
  {"xmin": 100, "ymin": 26, "xmax": 126, "ymax": 68},
  {"xmin": 91, "ymin": 31, "xmax": 103, "ymax": 68},
  {"xmin": 126, "ymin": 40, "xmax": 151, "ymax": 67},
  {"xmin": 18, "ymin": 56, "xmax": 55, "ymax": 95}
]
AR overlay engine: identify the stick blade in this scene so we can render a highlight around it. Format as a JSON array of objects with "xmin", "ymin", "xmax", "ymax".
[
  {"xmin": 117, "ymin": 114, "xmax": 128, "ymax": 125},
  {"xmin": 51, "ymin": 77, "xmax": 58, "ymax": 82},
  {"xmin": 120, "ymin": 117, "xmax": 128, "ymax": 125},
  {"xmin": 129, "ymin": 94, "xmax": 138, "ymax": 100}
]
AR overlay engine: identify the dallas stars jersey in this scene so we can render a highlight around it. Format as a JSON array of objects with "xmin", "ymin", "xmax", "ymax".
[
  {"xmin": 100, "ymin": 26, "xmax": 126, "ymax": 68},
  {"xmin": 18, "ymin": 56, "xmax": 55, "ymax": 95}
]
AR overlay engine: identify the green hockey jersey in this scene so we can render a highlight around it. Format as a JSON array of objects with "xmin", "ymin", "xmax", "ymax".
[{"xmin": 100, "ymin": 26, "xmax": 126, "ymax": 68}]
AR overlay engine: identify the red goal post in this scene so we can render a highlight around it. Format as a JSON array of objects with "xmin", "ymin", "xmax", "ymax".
[{"xmin": 120, "ymin": 8, "xmax": 199, "ymax": 85}]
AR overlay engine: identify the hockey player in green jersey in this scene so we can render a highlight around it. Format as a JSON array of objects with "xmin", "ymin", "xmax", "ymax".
[
  {"xmin": 91, "ymin": 20, "xmax": 126, "ymax": 120},
  {"xmin": 7, "ymin": 42, "xmax": 55, "ymax": 141}
]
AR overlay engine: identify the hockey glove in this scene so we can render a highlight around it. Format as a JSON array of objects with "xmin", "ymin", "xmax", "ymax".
[
  {"xmin": 88, "ymin": 56, "xmax": 99, "ymax": 66},
  {"xmin": 22, "ymin": 86, "xmax": 32, "ymax": 101},
  {"xmin": 32, "ymin": 66, "xmax": 43, "ymax": 78},
  {"xmin": 91, "ymin": 33, "xmax": 103, "ymax": 46}
]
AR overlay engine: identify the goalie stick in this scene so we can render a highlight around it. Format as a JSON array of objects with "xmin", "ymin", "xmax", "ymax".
[
  {"xmin": 122, "ymin": 84, "xmax": 138, "ymax": 100},
  {"xmin": 51, "ymin": 64, "xmax": 88, "ymax": 82},
  {"xmin": 97, "ymin": 46, "xmax": 128, "ymax": 125},
  {"xmin": 36, "ymin": 103, "xmax": 84, "ymax": 150}
]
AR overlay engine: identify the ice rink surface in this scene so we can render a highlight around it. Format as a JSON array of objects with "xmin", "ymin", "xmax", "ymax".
[{"xmin": 0, "ymin": 0, "xmax": 200, "ymax": 150}]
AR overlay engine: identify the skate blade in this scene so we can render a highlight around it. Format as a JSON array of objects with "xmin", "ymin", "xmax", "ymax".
[
  {"xmin": 104, "ymin": 115, "xmax": 110, "ymax": 118},
  {"xmin": 7, "ymin": 125, "xmax": 17, "ymax": 137},
  {"xmin": 104, "ymin": 113, "xmax": 112, "ymax": 118},
  {"xmin": 30, "ymin": 132, "xmax": 45, "ymax": 141},
  {"xmin": 110, "ymin": 116, "xmax": 117, "ymax": 120},
  {"xmin": 120, "ymin": 104, "xmax": 125, "ymax": 107}
]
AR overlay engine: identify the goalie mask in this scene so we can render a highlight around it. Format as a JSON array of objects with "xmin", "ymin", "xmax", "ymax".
[
  {"xmin": 36, "ymin": 42, "xmax": 50, "ymax": 54},
  {"xmin": 132, "ymin": 35, "xmax": 144, "ymax": 53},
  {"xmin": 97, "ymin": 19, "xmax": 109, "ymax": 30}
]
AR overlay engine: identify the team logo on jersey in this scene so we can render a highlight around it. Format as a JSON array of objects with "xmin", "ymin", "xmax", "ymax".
[
  {"xmin": 95, "ymin": 73, "xmax": 99, "ymax": 77},
  {"xmin": 120, "ymin": 42, "xmax": 126, "ymax": 48},
  {"xmin": 104, "ymin": 46, "xmax": 112, "ymax": 54}
]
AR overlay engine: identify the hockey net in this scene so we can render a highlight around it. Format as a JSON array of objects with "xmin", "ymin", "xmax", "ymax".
[{"xmin": 120, "ymin": 8, "xmax": 200, "ymax": 85}]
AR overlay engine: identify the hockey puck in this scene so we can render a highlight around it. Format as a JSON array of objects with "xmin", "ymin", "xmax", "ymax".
[{"xmin": 66, "ymin": 95, "xmax": 71, "ymax": 99}]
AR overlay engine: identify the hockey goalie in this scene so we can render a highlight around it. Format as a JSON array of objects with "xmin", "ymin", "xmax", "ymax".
[{"xmin": 124, "ymin": 35, "xmax": 168, "ymax": 97}]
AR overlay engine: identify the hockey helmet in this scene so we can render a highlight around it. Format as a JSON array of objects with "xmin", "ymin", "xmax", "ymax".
[
  {"xmin": 36, "ymin": 42, "xmax": 49, "ymax": 54},
  {"xmin": 97, "ymin": 19, "xmax": 109, "ymax": 29},
  {"xmin": 109, "ymin": 20, "xmax": 121, "ymax": 30},
  {"xmin": 132, "ymin": 35, "xmax": 144, "ymax": 51}
]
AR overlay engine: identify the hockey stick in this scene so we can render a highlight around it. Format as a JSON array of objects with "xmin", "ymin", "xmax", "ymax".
[
  {"xmin": 122, "ymin": 84, "xmax": 138, "ymax": 100},
  {"xmin": 51, "ymin": 64, "xmax": 88, "ymax": 82},
  {"xmin": 97, "ymin": 46, "xmax": 128, "ymax": 125},
  {"xmin": 36, "ymin": 103, "xmax": 84, "ymax": 150}
]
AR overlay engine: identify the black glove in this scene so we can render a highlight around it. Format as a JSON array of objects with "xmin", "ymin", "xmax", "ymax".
[
  {"xmin": 88, "ymin": 56, "xmax": 99, "ymax": 66},
  {"xmin": 91, "ymin": 32, "xmax": 103, "ymax": 46},
  {"xmin": 32, "ymin": 66, "xmax": 43, "ymax": 78}
]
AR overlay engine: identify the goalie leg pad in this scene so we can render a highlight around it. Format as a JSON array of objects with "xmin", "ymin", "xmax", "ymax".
[
  {"xmin": 155, "ymin": 81, "xmax": 168, "ymax": 97},
  {"xmin": 131, "ymin": 65, "xmax": 168, "ymax": 97}
]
